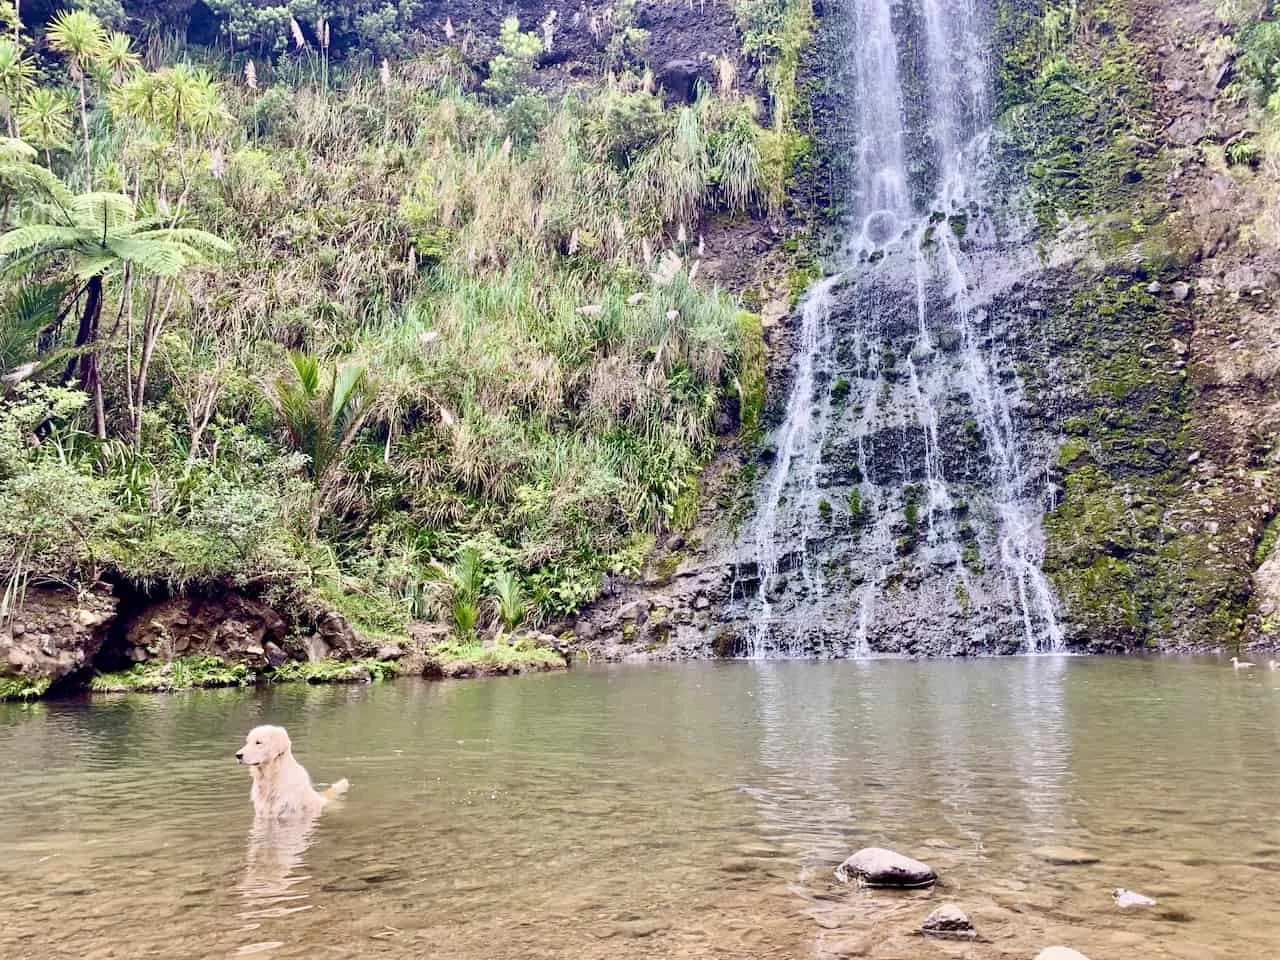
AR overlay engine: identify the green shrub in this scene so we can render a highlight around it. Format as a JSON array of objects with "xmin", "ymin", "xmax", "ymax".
[{"xmin": 1239, "ymin": 20, "xmax": 1280, "ymax": 106}]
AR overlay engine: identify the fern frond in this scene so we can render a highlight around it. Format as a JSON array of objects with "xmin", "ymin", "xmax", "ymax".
[{"xmin": 0, "ymin": 223, "xmax": 87, "ymax": 257}]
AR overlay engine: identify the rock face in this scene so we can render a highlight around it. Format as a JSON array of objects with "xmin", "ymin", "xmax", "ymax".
[
  {"xmin": 0, "ymin": 586, "xmax": 116, "ymax": 688},
  {"xmin": 122, "ymin": 593, "xmax": 289, "ymax": 668},
  {"xmin": 920, "ymin": 904, "xmax": 975, "ymax": 939},
  {"xmin": 566, "ymin": 557, "xmax": 739, "ymax": 662},
  {"xmin": 312, "ymin": 608, "xmax": 372, "ymax": 660},
  {"xmin": 834, "ymin": 847, "xmax": 937, "ymax": 888}
]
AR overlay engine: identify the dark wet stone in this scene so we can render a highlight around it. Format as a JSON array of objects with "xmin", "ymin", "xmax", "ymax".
[
  {"xmin": 835, "ymin": 847, "xmax": 936, "ymax": 888},
  {"xmin": 921, "ymin": 903, "xmax": 976, "ymax": 939}
]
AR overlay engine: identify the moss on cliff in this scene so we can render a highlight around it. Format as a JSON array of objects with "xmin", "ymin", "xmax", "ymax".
[
  {"xmin": 995, "ymin": 0, "xmax": 1160, "ymax": 235},
  {"xmin": 1032, "ymin": 274, "xmax": 1249, "ymax": 648},
  {"xmin": 990, "ymin": 0, "xmax": 1257, "ymax": 649}
]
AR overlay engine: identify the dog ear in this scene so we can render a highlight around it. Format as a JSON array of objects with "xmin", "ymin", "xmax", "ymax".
[{"xmin": 271, "ymin": 727, "xmax": 292, "ymax": 759}]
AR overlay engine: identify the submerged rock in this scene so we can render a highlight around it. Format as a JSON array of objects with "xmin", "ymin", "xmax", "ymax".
[
  {"xmin": 1112, "ymin": 887, "xmax": 1157, "ymax": 908},
  {"xmin": 1034, "ymin": 949, "xmax": 1090, "ymax": 960},
  {"xmin": 920, "ymin": 903, "xmax": 975, "ymax": 939},
  {"xmin": 1033, "ymin": 845, "xmax": 1100, "ymax": 865},
  {"xmin": 835, "ymin": 847, "xmax": 937, "ymax": 888}
]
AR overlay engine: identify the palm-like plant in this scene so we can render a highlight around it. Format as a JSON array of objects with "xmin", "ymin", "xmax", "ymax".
[
  {"xmin": 0, "ymin": 279, "xmax": 66, "ymax": 384},
  {"xmin": 110, "ymin": 70, "xmax": 164, "ymax": 127},
  {"xmin": 492, "ymin": 568, "xmax": 526, "ymax": 631},
  {"xmin": 99, "ymin": 32, "xmax": 139, "ymax": 86},
  {"xmin": 268, "ymin": 353, "xmax": 377, "ymax": 534},
  {"xmin": 178, "ymin": 69, "xmax": 228, "ymax": 142},
  {"xmin": 0, "ymin": 189, "xmax": 231, "ymax": 436},
  {"xmin": 45, "ymin": 10, "xmax": 106, "ymax": 180},
  {"xmin": 17, "ymin": 89, "xmax": 71, "ymax": 167},
  {"xmin": 156, "ymin": 64, "xmax": 226, "ymax": 144},
  {"xmin": 430, "ymin": 546, "xmax": 485, "ymax": 637},
  {"xmin": 0, "ymin": 38, "xmax": 33, "ymax": 137},
  {"xmin": 0, "ymin": 137, "xmax": 69, "ymax": 224}
]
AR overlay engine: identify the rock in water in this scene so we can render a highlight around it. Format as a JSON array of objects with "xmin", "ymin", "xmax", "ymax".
[
  {"xmin": 1113, "ymin": 887, "xmax": 1157, "ymax": 908},
  {"xmin": 920, "ymin": 904, "xmax": 975, "ymax": 939},
  {"xmin": 1034, "ymin": 949, "xmax": 1090, "ymax": 960},
  {"xmin": 834, "ymin": 847, "xmax": 937, "ymax": 888},
  {"xmin": 1032, "ymin": 845, "xmax": 1100, "ymax": 865}
]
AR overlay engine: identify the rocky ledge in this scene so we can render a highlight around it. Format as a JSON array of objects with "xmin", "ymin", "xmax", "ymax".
[{"xmin": 0, "ymin": 585, "xmax": 566, "ymax": 701}]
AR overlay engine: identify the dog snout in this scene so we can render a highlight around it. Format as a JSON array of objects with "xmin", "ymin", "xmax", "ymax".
[{"xmin": 235, "ymin": 749, "xmax": 244, "ymax": 761}]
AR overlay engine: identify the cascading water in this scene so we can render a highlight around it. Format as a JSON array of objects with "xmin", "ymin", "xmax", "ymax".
[{"xmin": 734, "ymin": 0, "xmax": 1063, "ymax": 656}]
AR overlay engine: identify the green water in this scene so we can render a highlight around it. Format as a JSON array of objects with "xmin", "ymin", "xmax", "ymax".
[{"xmin": 2, "ymin": 657, "xmax": 1279, "ymax": 958}]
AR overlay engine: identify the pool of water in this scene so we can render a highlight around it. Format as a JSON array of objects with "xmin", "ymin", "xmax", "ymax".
[{"xmin": 3, "ymin": 657, "xmax": 1279, "ymax": 959}]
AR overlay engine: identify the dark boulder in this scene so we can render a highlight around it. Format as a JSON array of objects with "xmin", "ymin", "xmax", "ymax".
[
  {"xmin": 655, "ymin": 58, "xmax": 712, "ymax": 104},
  {"xmin": 921, "ymin": 904, "xmax": 975, "ymax": 939},
  {"xmin": 835, "ymin": 847, "xmax": 937, "ymax": 888}
]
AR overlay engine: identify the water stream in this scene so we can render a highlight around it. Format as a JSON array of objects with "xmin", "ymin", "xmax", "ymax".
[{"xmin": 737, "ymin": 0, "xmax": 1062, "ymax": 655}]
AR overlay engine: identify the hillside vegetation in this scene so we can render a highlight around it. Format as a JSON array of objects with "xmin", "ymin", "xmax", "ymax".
[{"xmin": 0, "ymin": 0, "xmax": 810, "ymax": 641}]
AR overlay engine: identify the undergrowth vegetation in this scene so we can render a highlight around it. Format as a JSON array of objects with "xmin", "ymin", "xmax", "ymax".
[
  {"xmin": 0, "ymin": 5, "xmax": 779, "ymax": 639},
  {"xmin": 1227, "ymin": 4, "xmax": 1280, "ymax": 244},
  {"xmin": 87, "ymin": 653, "xmax": 398, "ymax": 691}
]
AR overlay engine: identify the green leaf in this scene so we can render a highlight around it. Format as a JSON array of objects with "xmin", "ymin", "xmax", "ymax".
[
  {"xmin": 70, "ymin": 191, "xmax": 135, "ymax": 229},
  {"xmin": 0, "ymin": 223, "xmax": 86, "ymax": 257}
]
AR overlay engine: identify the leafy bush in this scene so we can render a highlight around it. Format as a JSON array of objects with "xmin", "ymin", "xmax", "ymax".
[
  {"xmin": 0, "ymin": 386, "xmax": 114, "ymax": 603},
  {"xmin": 482, "ymin": 16, "xmax": 541, "ymax": 103},
  {"xmin": 204, "ymin": 0, "xmax": 423, "ymax": 56},
  {"xmin": 1239, "ymin": 19, "xmax": 1280, "ymax": 107},
  {"xmin": 585, "ymin": 88, "xmax": 665, "ymax": 167}
]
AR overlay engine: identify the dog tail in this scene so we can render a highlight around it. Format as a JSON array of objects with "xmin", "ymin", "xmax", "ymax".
[{"xmin": 323, "ymin": 778, "xmax": 350, "ymax": 801}]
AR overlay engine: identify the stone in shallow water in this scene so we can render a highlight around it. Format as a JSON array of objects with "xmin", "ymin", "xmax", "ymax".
[
  {"xmin": 606, "ymin": 919, "xmax": 666, "ymax": 938},
  {"xmin": 826, "ymin": 935, "xmax": 872, "ymax": 956},
  {"xmin": 1033, "ymin": 845, "xmax": 1100, "ymax": 865},
  {"xmin": 1035, "ymin": 949, "xmax": 1090, "ymax": 960},
  {"xmin": 1113, "ymin": 887, "xmax": 1157, "ymax": 908},
  {"xmin": 834, "ymin": 847, "xmax": 936, "ymax": 887},
  {"xmin": 921, "ymin": 903, "xmax": 975, "ymax": 939}
]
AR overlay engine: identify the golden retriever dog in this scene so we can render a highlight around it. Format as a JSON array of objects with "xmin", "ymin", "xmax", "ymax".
[{"xmin": 236, "ymin": 724, "xmax": 349, "ymax": 819}]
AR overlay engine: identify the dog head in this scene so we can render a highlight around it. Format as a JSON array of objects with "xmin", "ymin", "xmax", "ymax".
[{"xmin": 236, "ymin": 725, "xmax": 291, "ymax": 766}]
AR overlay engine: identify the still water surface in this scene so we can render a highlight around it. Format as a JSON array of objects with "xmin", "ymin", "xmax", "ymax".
[{"xmin": 3, "ymin": 657, "xmax": 1279, "ymax": 959}]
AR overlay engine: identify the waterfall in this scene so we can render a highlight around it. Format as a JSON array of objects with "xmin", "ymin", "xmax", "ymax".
[{"xmin": 735, "ymin": 0, "xmax": 1063, "ymax": 656}]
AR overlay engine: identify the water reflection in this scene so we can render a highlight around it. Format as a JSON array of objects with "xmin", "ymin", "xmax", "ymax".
[{"xmin": 239, "ymin": 815, "xmax": 318, "ymax": 922}]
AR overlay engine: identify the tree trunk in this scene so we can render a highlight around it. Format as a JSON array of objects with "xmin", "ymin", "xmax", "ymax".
[
  {"xmin": 77, "ymin": 72, "xmax": 91, "ymax": 186},
  {"xmin": 64, "ymin": 273, "xmax": 105, "ymax": 438},
  {"xmin": 132, "ymin": 279, "xmax": 176, "ymax": 451}
]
